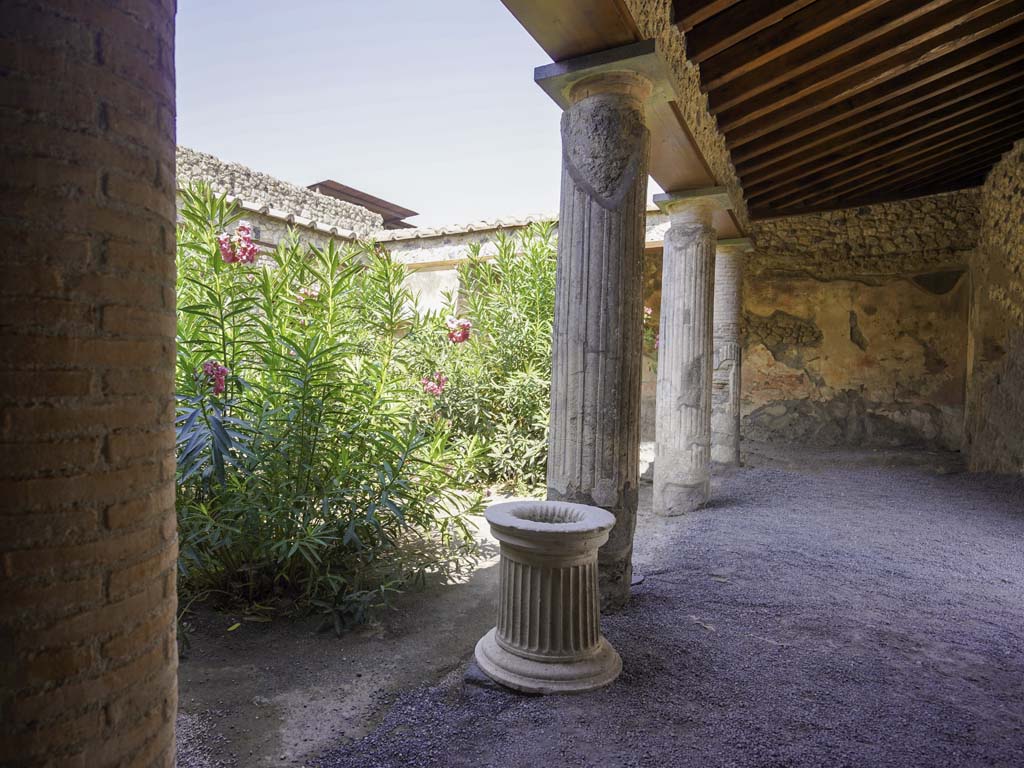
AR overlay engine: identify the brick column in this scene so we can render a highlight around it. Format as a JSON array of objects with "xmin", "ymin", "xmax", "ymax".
[{"xmin": 0, "ymin": 3, "xmax": 178, "ymax": 766}]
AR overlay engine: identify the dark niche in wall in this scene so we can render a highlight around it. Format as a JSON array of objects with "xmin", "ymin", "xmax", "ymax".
[{"xmin": 912, "ymin": 269, "xmax": 965, "ymax": 295}]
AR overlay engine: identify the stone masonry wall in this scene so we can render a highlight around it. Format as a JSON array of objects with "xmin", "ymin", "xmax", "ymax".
[
  {"xmin": 966, "ymin": 140, "xmax": 1024, "ymax": 474},
  {"xmin": 1, "ymin": 2, "xmax": 179, "ymax": 765},
  {"xmin": 740, "ymin": 192, "xmax": 979, "ymax": 451},
  {"xmin": 176, "ymin": 146, "xmax": 382, "ymax": 236},
  {"xmin": 749, "ymin": 190, "xmax": 981, "ymax": 278}
]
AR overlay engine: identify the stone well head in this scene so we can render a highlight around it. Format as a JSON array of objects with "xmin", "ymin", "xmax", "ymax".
[
  {"xmin": 475, "ymin": 500, "xmax": 622, "ymax": 694},
  {"xmin": 484, "ymin": 500, "xmax": 616, "ymax": 555}
]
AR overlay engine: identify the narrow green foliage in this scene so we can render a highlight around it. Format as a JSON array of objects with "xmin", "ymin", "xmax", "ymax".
[
  {"xmin": 411, "ymin": 223, "xmax": 557, "ymax": 492},
  {"xmin": 175, "ymin": 184, "xmax": 480, "ymax": 628}
]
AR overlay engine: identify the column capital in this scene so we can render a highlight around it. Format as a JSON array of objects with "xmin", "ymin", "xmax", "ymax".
[
  {"xmin": 655, "ymin": 187, "xmax": 732, "ymax": 227},
  {"xmin": 535, "ymin": 39, "xmax": 672, "ymax": 109},
  {"xmin": 717, "ymin": 237, "xmax": 755, "ymax": 253}
]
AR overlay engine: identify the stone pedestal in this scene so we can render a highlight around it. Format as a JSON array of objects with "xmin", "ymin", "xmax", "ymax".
[
  {"xmin": 711, "ymin": 239, "xmax": 751, "ymax": 467},
  {"xmin": 545, "ymin": 71, "xmax": 652, "ymax": 609},
  {"xmin": 475, "ymin": 500, "xmax": 622, "ymax": 694},
  {"xmin": 653, "ymin": 191, "xmax": 726, "ymax": 516}
]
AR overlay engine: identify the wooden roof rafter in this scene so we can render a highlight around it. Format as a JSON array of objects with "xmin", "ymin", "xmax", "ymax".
[{"xmin": 502, "ymin": 0, "xmax": 1023, "ymax": 219}]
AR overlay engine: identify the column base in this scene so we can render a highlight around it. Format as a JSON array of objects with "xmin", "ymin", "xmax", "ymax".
[
  {"xmin": 710, "ymin": 447, "xmax": 741, "ymax": 468},
  {"xmin": 653, "ymin": 477, "xmax": 709, "ymax": 516},
  {"xmin": 474, "ymin": 629, "xmax": 622, "ymax": 694}
]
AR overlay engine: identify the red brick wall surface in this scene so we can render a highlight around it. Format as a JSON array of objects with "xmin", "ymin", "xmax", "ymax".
[{"xmin": 0, "ymin": 1, "xmax": 178, "ymax": 765}]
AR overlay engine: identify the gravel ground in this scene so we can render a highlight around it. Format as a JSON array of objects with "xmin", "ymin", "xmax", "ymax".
[{"xmin": 312, "ymin": 464, "xmax": 1024, "ymax": 768}]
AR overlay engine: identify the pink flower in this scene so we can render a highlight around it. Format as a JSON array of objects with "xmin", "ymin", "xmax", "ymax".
[
  {"xmin": 654, "ymin": 332, "xmax": 660, "ymax": 350},
  {"xmin": 421, "ymin": 371, "xmax": 448, "ymax": 397},
  {"xmin": 217, "ymin": 221, "xmax": 259, "ymax": 265},
  {"xmin": 445, "ymin": 315, "xmax": 472, "ymax": 344},
  {"xmin": 201, "ymin": 360, "xmax": 230, "ymax": 395},
  {"xmin": 644, "ymin": 306, "xmax": 653, "ymax": 324},
  {"xmin": 296, "ymin": 286, "xmax": 320, "ymax": 303}
]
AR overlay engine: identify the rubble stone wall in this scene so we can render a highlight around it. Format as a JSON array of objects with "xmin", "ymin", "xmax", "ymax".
[
  {"xmin": 965, "ymin": 140, "xmax": 1024, "ymax": 474},
  {"xmin": 176, "ymin": 147, "xmax": 382, "ymax": 236}
]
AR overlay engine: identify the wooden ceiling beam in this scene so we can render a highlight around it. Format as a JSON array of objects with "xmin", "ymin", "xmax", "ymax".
[
  {"xmin": 699, "ymin": 0, "xmax": 895, "ymax": 92},
  {"xmin": 497, "ymin": 0, "xmax": 640, "ymax": 61},
  {"xmin": 727, "ymin": 20, "xmax": 1024, "ymax": 151},
  {"xmin": 671, "ymin": 0, "xmax": 740, "ymax": 32},
  {"xmin": 742, "ymin": 87, "xmax": 1024, "ymax": 195},
  {"xmin": 798, "ymin": 153, "xmax": 1000, "ymax": 208},
  {"xmin": 720, "ymin": 1, "xmax": 1024, "ymax": 135},
  {"xmin": 713, "ymin": 0, "xmax": 1012, "ymax": 118},
  {"xmin": 750, "ymin": 103, "xmax": 1024, "ymax": 205},
  {"xmin": 878, "ymin": 154, "xmax": 1003, "ymax": 194},
  {"xmin": 735, "ymin": 63, "xmax": 1024, "ymax": 175},
  {"xmin": 783, "ymin": 123, "xmax": 1023, "ymax": 207},
  {"xmin": 779, "ymin": 122, "xmax": 1023, "ymax": 208},
  {"xmin": 805, "ymin": 145, "xmax": 1004, "ymax": 202},
  {"xmin": 731, "ymin": 46, "xmax": 1024, "ymax": 166},
  {"xmin": 708, "ymin": 0, "xmax": 970, "ymax": 111},
  {"xmin": 683, "ymin": 0, "xmax": 816, "ymax": 63}
]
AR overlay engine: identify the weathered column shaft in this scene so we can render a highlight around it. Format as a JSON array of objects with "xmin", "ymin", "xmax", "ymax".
[
  {"xmin": 654, "ymin": 203, "xmax": 717, "ymax": 515},
  {"xmin": 711, "ymin": 246, "xmax": 744, "ymax": 466},
  {"xmin": 547, "ymin": 72, "xmax": 651, "ymax": 610}
]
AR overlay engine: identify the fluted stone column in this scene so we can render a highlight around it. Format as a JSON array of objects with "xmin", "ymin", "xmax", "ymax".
[
  {"xmin": 546, "ymin": 71, "xmax": 652, "ymax": 610},
  {"xmin": 711, "ymin": 239, "xmax": 752, "ymax": 467},
  {"xmin": 653, "ymin": 191, "xmax": 728, "ymax": 516}
]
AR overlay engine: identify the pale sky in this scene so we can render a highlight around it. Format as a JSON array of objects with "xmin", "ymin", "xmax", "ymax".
[
  {"xmin": 177, "ymin": 1, "xmax": 662, "ymax": 228},
  {"xmin": 177, "ymin": 1, "xmax": 564, "ymax": 227}
]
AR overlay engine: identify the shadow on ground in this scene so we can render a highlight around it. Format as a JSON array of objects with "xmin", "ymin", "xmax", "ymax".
[
  {"xmin": 180, "ymin": 450, "xmax": 1024, "ymax": 767},
  {"xmin": 175, "ymin": 526, "xmax": 500, "ymax": 767}
]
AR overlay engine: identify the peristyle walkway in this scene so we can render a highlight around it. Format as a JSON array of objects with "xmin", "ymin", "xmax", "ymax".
[{"xmin": 313, "ymin": 457, "xmax": 1024, "ymax": 767}]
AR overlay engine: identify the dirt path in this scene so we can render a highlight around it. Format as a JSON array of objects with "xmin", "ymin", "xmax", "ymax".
[
  {"xmin": 309, "ymin": 461, "xmax": 1024, "ymax": 768},
  {"xmin": 175, "ymin": 524, "xmax": 501, "ymax": 767}
]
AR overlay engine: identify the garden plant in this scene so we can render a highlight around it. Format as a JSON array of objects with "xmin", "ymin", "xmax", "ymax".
[
  {"xmin": 174, "ymin": 185, "xmax": 479, "ymax": 630},
  {"xmin": 411, "ymin": 223, "xmax": 558, "ymax": 492}
]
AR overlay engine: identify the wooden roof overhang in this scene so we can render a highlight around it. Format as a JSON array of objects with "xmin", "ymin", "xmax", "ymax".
[
  {"xmin": 502, "ymin": 1, "xmax": 744, "ymax": 237},
  {"xmin": 308, "ymin": 179, "xmax": 419, "ymax": 228},
  {"xmin": 502, "ymin": 0, "xmax": 1024, "ymax": 221}
]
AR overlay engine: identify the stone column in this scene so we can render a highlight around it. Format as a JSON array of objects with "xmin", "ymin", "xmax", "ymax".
[
  {"xmin": 711, "ymin": 239, "xmax": 752, "ymax": 467},
  {"xmin": 0, "ymin": 3, "xmax": 178, "ymax": 765},
  {"xmin": 546, "ymin": 71, "xmax": 652, "ymax": 610},
  {"xmin": 653, "ymin": 190, "xmax": 728, "ymax": 516}
]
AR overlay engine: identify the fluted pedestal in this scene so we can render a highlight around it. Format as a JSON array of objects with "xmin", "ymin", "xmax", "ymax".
[
  {"xmin": 475, "ymin": 501, "xmax": 622, "ymax": 694},
  {"xmin": 711, "ymin": 241, "xmax": 750, "ymax": 467},
  {"xmin": 653, "ymin": 195, "xmax": 719, "ymax": 516},
  {"xmin": 546, "ymin": 71, "xmax": 651, "ymax": 610}
]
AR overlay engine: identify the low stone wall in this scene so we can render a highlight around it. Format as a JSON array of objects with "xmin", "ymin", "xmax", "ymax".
[
  {"xmin": 966, "ymin": 140, "xmax": 1024, "ymax": 474},
  {"xmin": 176, "ymin": 147, "xmax": 383, "ymax": 238}
]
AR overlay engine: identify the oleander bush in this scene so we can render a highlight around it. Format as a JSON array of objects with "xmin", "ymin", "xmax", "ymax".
[
  {"xmin": 174, "ymin": 184, "xmax": 479, "ymax": 629},
  {"xmin": 410, "ymin": 223, "xmax": 557, "ymax": 492}
]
